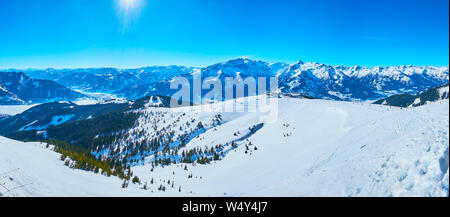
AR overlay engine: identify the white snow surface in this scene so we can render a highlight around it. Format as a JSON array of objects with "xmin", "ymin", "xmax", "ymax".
[
  {"xmin": 0, "ymin": 104, "xmax": 39, "ymax": 116},
  {"xmin": 0, "ymin": 97, "xmax": 448, "ymax": 197}
]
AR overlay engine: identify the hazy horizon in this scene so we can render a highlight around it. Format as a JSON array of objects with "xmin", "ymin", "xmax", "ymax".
[{"xmin": 1, "ymin": 57, "xmax": 450, "ymax": 71}]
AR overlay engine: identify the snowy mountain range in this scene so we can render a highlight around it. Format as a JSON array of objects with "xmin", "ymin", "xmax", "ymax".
[
  {"xmin": 0, "ymin": 72, "xmax": 85, "ymax": 105},
  {"xmin": 7, "ymin": 58, "xmax": 448, "ymax": 102}
]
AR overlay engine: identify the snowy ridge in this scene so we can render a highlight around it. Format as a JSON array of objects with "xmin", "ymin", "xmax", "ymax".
[
  {"xmin": 0, "ymin": 72, "xmax": 86, "ymax": 105},
  {"xmin": 277, "ymin": 60, "xmax": 449, "ymax": 100},
  {"xmin": 12, "ymin": 58, "xmax": 449, "ymax": 102}
]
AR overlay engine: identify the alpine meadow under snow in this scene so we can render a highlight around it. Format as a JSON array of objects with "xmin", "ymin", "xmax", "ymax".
[{"xmin": 1, "ymin": 96, "xmax": 448, "ymax": 197}]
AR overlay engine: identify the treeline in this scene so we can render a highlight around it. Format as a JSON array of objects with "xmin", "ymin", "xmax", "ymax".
[
  {"xmin": 47, "ymin": 139, "xmax": 131, "ymax": 180},
  {"xmin": 121, "ymin": 114, "xmax": 225, "ymax": 167},
  {"xmin": 47, "ymin": 110, "xmax": 140, "ymax": 150}
]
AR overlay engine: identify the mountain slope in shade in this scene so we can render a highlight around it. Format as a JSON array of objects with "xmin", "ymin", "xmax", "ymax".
[
  {"xmin": 0, "ymin": 101, "xmax": 130, "ymax": 136},
  {"xmin": 0, "ymin": 72, "xmax": 86, "ymax": 105},
  {"xmin": 373, "ymin": 84, "xmax": 449, "ymax": 107},
  {"xmin": 0, "ymin": 84, "xmax": 24, "ymax": 105},
  {"xmin": 16, "ymin": 58, "xmax": 449, "ymax": 101},
  {"xmin": 0, "ymin": 95, "xmax": 190, "ymax": 147}
]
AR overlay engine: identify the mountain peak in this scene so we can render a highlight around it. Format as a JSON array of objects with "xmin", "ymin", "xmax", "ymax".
[
  {"xmin": 296, "ymin": 59, "xmax": 305, "ymax": 65},
  {"xmin": 223, "ymin": 57, "xmax": 255, "ymax": 65}
]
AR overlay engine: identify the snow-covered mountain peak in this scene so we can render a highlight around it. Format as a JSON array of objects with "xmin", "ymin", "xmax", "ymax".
[
  {"xmin": 291, "ymin": 59, "xmax": 305, "ymax": 66},
  {"xmin": 6, "ymin": 59, "xmax": 448, "ymax": 102},
  {"xmin": 201, "ymin": 58, "xmax": 275, "ymax": 78}
]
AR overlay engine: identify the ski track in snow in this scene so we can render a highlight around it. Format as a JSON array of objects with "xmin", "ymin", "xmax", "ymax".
[{"xmin": 0, "ymin": 97, "xmax": 448, "ymax": 197}]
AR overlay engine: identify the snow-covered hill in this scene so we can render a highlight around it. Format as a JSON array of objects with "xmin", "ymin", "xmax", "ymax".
[
  {"xmin": 0, "ymin": 136, "xmax": 130, "ymax": 196},
  {"xmin": 14, "ymin": 58, "xmax": 449, "ymax": 101},
  {"xmin": 1, "ymin": 97, "xmax": 448, "ymax": 196}
]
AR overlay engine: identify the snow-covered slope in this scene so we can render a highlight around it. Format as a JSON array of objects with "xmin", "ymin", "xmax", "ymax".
[
  {"xmin": 1, "ymin": 97, "xmax": 448, "ymax": 197},
  {"xmin": 0, "ymin": 137, "xmax": 128, "ymax": 196}
]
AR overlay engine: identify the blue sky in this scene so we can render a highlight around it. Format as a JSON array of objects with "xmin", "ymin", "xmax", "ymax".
[{"xmin": 0, "ymin": 0, "xmax": 448, "ymax": 68}]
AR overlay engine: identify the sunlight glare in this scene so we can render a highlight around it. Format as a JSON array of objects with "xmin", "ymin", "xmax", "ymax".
[{"xmin": 116, "ymin": 0, "xmax": 145, "ymax": 33}]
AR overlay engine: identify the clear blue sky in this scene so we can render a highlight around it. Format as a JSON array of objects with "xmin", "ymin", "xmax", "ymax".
[{"xmin": 0, "ymin": 0, "xmax": 448, "ymax": 69}]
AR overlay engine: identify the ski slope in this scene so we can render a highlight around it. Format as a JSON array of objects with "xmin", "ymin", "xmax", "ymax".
[{"xmin": 1, "ymin": 97, "xmax": 448, "ymax": 196}]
